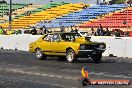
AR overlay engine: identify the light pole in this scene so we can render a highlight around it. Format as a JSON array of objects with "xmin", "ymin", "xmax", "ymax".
[{"xmin": 9, "ymin": 0, "xmax": 12, "ymax": 30}]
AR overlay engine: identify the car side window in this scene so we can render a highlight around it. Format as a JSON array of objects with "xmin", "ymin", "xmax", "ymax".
[
  {"xmin": 65, "ymin": 35, "xmax": 71, "ymax": 41},
  {"xmin": 43, "ymin": 34, "xmax": 53, "ymax": 42},
  {"xmin": 53, "ymin": 34, "xmax": 60, "ymax": 42},
  {"xmin": 65, "ymin": 35, "xmax": 75, "ymax": 41},
  {"xmin": 61, "ymin": 34, "xmax": 74, "ymax": 41}
]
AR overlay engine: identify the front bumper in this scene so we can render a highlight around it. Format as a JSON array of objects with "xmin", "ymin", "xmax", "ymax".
[{"xmin": 78, "ymin": 48, "xmax": 105, "ymax": 57}]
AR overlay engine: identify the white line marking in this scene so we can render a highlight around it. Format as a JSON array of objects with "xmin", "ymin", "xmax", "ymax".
[
  {"xmin": 89, "ymin": 72, "xmax": 132, "ymax": 79},
  {"xmin": 0, "ymin": 68, "xmax": 75, "ymax": 80},
  {"xmin": 0, "ymin": 74, "xmax": 77, "ymax": 88},
  {"xmin": 61, "ymin": 69, "xmax": 132, "ymax": 79}
]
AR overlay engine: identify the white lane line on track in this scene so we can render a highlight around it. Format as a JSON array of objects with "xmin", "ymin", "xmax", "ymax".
[
  {"xmin": 89, "ymin": 72, "xmax": 132, "ymax": 79},
  {"xmin": 0, "ymin": 74, "xmax": 77, "ymax": 88},
  {"xmin": 0, "ymin": 68, "xmax": 75, "ymax": 80},
  {"xmin": 1, "ymin": 65, "xmax": 132, "ymax": 80},
  {"xmin": 61, "ymin": 69, "xmax": 132, "ymax": 79}
]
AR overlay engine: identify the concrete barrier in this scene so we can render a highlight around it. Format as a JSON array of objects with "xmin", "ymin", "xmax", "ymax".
[
  {"xmin": 91, "ymin": 36, "xmax": 132, "ymax": 58},
  {"xmin": 0, "ymin": 35, "xmax": 41, "ymax": 51},
  {"xmin": 125, "ymin": 37, "xmax": 132, "ymax": 58},
  {"xmin": 0, "ymin": 35, "xmax": 132, "ymax": 58}
]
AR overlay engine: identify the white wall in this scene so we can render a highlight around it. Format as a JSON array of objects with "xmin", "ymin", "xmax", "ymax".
[
  {"xmin": 125, "ymin": 37, "xmax": 132, "ymax": 58},
  {"xmin": 91, "ymin": 36, "xmax": 132, "ymax": 58},
  {"xmin": 0, "ymin": 35, "xmax": 41, "ymax": 51}
]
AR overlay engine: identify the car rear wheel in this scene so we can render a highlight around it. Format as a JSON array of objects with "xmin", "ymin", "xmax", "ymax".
[
  {"xmin": 91, "ymin": 54, "xmax": 102, "ymax": 63},
  {"xmin": 66, "ymin": 49, "xmax": 76, "ymax": 63},
  {"xmin": 36, "ymin": 48, "xmax": 47, "ymax": 60}
]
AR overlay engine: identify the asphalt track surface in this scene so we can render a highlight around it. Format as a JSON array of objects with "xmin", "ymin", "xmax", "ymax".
[{"xmin": 0, "ymin": 50, "xmax": 132, "ymax": 88}]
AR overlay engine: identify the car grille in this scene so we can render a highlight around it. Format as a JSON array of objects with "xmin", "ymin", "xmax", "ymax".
[
  {"xmin": 84, "ymin": 44, "xmax": 106, "ymax": 50},
  {"xmin": 85, "ymin": 44, "xmax": 99, "ymax": 50}
]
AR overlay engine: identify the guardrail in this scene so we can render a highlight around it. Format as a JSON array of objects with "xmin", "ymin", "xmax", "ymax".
[{"xmin": 0, "ymin": 35, "xmax": 132, "ymax": 58}]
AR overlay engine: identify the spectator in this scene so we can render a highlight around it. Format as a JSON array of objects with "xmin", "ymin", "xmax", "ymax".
[
  {"xmin": 60, "ymin": 26, "xmax": 65, "ymax": 32},
  {"xmin": 114, "ymin": 30, "xmax": 120, "ymax": 37},
  {"xmin": 70, "ymin": 26, "xmax": 74, "ymax": 32},
  {"xmin": 105, "ymin": 28, "xmax": 111, "ymax": 36},
  {"xmin": 14, "ymin": 30, "xmax": 22, "ymax": 35},
  {"xmin": 24, "ymin": 30, "xmax": 30, "ymax": 34},
  {"xmin": 0, "ymin": 26, "xmax": 4, "ymax": 35},
  {"xmin": 90, "ymin": 27, "xmax": 95, "ymax": 36},
  {"xmin": 74, "ymin": 26, "xmax": 79, "ymax": 33},
  {"xmin": 17, "ymin": 30, "xmax": 22, "ymax": 34},
  {"xmin": 99, "ymin": 24, "xmax": 103, "ymax": 30},
  {"xmin": 124, "ymin": 32, "xmax": 129, "ymax": 37},
  {"xmin": 38, "ymin": 27, "xmax": 43, "ymax": 35},
  {"xmin": 43, "ymin": 26, "xmax": 48, "ymax": 34},
  {"xmin": 30, "ymin": 27, "xmax": 37, "ymax": 35},
  {"xmin": 96, "ymin": 24, "xmax": 105, "ymax": 36},
  {"xmin": 100, "ymin": 28, "xmax": 105, "ymax": 36},
  {"xmin": 96, "ymin": 27, "xmax": 101, "ymax": 36}
]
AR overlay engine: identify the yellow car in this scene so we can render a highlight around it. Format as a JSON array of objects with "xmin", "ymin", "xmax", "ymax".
[{"xmin": 29, "ymin": 32, "xmax": 106, "ymax": 63}]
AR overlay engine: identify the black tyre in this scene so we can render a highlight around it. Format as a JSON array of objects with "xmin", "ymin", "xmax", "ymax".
[
  {"xmin": 35, "ymin": 48, "xmax": 47, "ymax": 60},
  {"xmin": 66, "ymin": 49, "xmax": 76, "ymax": 63},
  {"xmin": 91, "ymin": 54, "xmax": 102, "ymax": 63}
]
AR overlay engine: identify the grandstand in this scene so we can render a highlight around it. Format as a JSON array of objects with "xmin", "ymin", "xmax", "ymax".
[
  {"xmin": 0, "ymin": 0, "xmax": 132, "ymax": 31},
  {"xmin": 0, "ymin": 2, "xmax": 85, "ymax": 29},
  {"xmin": 0, "ymin": 3, "xmax": 28, "ymax": 17},
  {"xmin": 36, "ymin": 4, "xmax": 127, "ymax": 28},
  {"xmin": 0, "ymin": 3, "xmax": 29, "ymax": 23},
  {"xmin": 80, "ymin": 7, "xmax": 132, "ymax": 29}
]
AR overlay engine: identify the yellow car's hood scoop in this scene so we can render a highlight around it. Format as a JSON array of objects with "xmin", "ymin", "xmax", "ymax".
[{"xmin": 75, "ymin": 37, "xmax": 91, "ymax": 44}]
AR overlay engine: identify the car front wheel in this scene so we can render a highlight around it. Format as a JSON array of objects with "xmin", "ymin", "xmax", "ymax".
[
  {"xmin": 91, "ymin": 54, "xmax": 102, "ymax": 63},
  {"xmin": 36, "ymin": 48, "xmax": 47, "ymax": 60},
  {"xmin": 66, "ymin": 49, "xmax": 76, "ymax": 63}
]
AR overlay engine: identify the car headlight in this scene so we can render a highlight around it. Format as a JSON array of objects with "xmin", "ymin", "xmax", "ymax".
[{"xmin": 80, "ymin": 45, "xmax": 85, "ymax": 50}]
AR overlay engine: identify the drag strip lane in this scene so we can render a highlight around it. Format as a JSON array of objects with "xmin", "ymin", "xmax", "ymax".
[{"xmin": 0, "ymin": 50, "xmax": 132, "ymax": 88}]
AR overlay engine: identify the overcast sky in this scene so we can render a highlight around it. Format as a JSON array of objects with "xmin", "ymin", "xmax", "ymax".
[{"xmin": 4, "ymin": 0, "xmax": 98, "ymax": 4}]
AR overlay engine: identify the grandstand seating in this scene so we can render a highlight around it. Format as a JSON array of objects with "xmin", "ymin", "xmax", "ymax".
[
  {"xmin": 36, "ymin": 4, "xmax": 127, "ymax": 28},
  {"xmin": 13, "ymin": 4, "xmax": 43, "ymax": 19},
  {"xmin": 80, "ymin": 5, "xmax": 132, "ymax": 28},
  {"xmin": 0, "ymin": 3, "xmax": 130, "ymax": 29},
  {"xmin": 0, "ymin": 3, "xmax": 28, "ymax": 17},
  {"xmin": 0, "ymin": 3, "xmax": 29, "ymax": 23},
  {"xmin": 13, "ymin": 2, "xmax": 68, "ymax": 19},
  {"xmin": 0, "ymin": 2, "xmax": 84, "ymax": 29}
]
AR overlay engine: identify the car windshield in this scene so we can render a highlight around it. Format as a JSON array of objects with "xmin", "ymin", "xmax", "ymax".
[
  {"xmin": 80, "ymin": 32, "xmax": 88, "ymax": 35},
  {"xmin": 60, "ymin": 33, "xmax": 81, "ymax": 41}
]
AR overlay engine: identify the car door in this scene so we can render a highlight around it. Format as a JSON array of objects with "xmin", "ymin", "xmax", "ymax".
[
  {"xmin": 39, "ymin": 34, "xmax": 53, "ymax": 55},
  {"xmin": 50, "ymin": 33, "xmax": 66, "ymax": 55}
]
